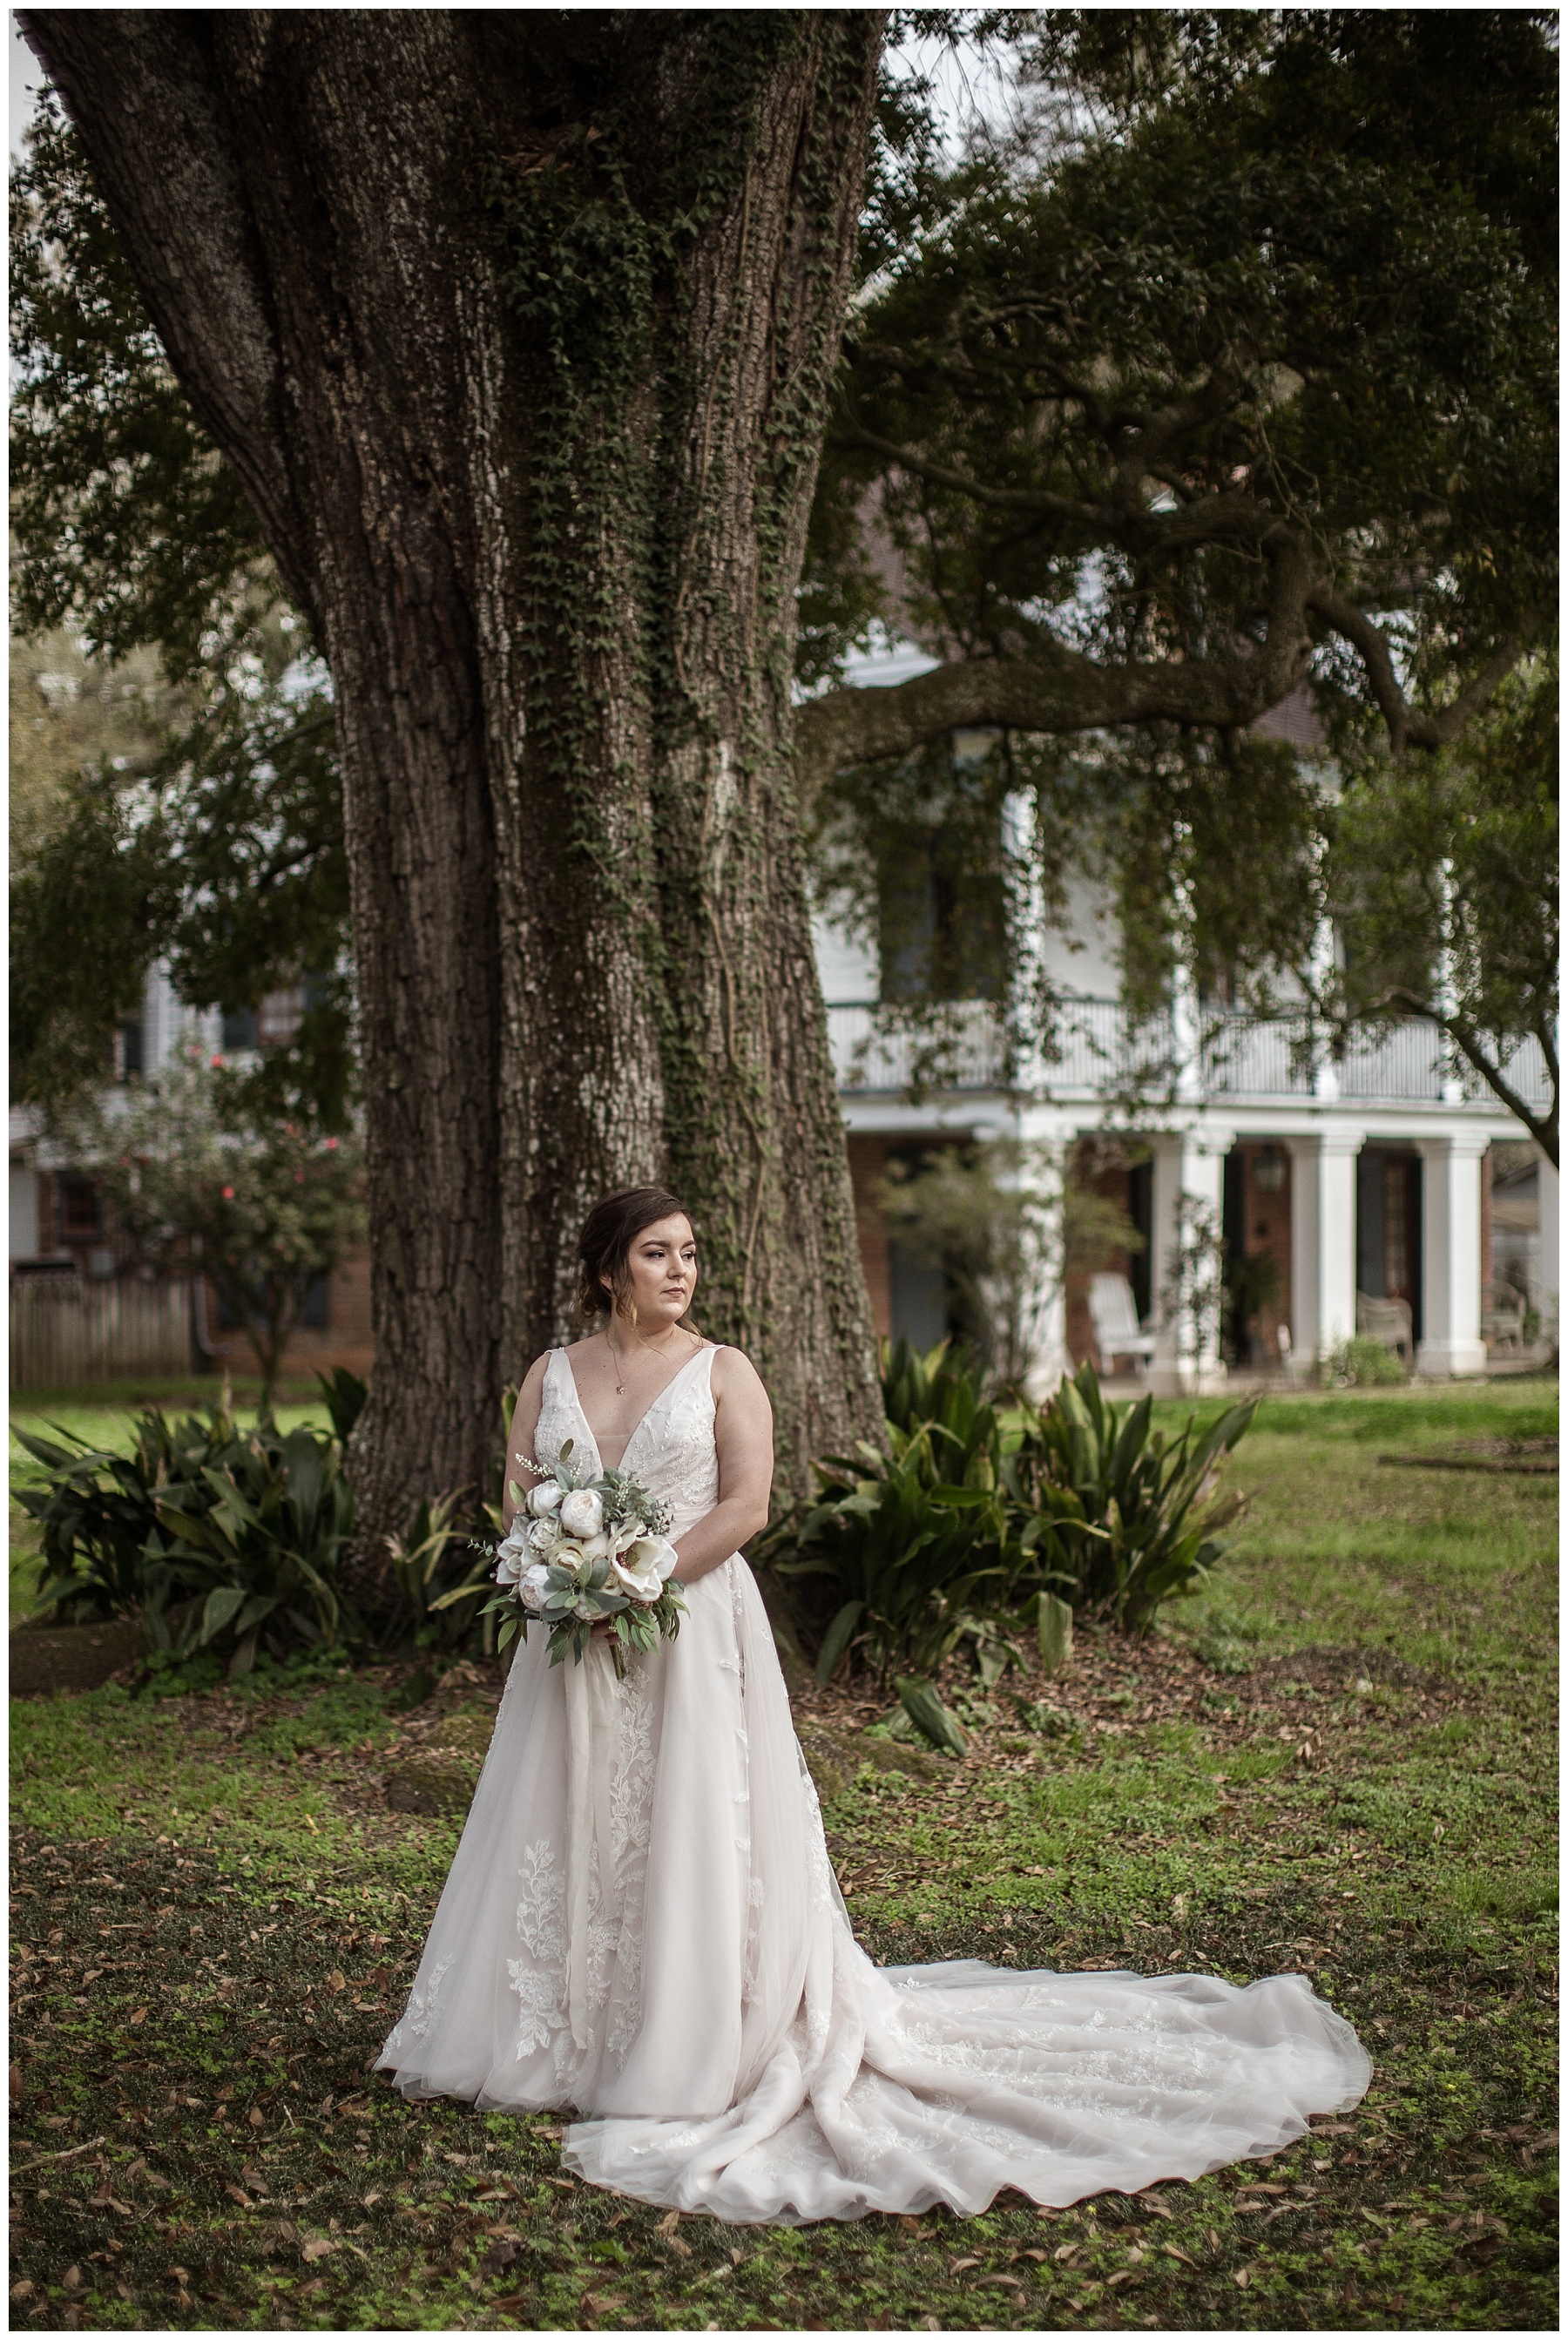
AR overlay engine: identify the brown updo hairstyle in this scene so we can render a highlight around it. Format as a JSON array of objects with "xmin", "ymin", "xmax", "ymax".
[{"xmin": 576, "ymin": 1187, "xmax": 700, "ymax": 1330}]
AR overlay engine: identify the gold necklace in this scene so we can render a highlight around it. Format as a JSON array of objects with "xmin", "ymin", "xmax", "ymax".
[{"xmin": 607, "ymin": 1324, "xmax": 686, "ymax": 1395}]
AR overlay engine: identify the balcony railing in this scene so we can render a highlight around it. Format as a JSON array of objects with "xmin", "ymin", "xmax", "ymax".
[{"xmin": 826, "ymin": 999, "xmax": 1553, "ymax": 1113}]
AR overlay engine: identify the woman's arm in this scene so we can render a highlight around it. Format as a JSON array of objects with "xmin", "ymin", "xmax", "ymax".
[
  {"xmin": 672, "ymin": 1346, "xmax": 774, "ymax": 1586},
  {"xmin": 500, "ymin": 1353, "xmax": 551, "ymax": 1535}
]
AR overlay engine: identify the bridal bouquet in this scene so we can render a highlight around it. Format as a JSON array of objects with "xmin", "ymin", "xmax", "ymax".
[{"xmin": 483, "ymin": 1438, "xmax": 685, "ymax": 1676}]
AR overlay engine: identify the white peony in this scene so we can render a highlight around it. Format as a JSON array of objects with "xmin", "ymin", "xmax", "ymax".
[
  {"xmin": 518, "ymin": 1562, "xmax": 552, "ymax": 1613},
  {"xmin": 527, "ymin": 1515, "xmax": 560, "ymax": 1552},
  {"xmin": 527, "ymin": 1478, "xmax": 564, "ymax": 1518},
  {"xmin": 611, "ymin": 1533, "xmax": 679, "ymax": 1603},
  {"xmin": 558, "ymin": 1487, "xmax": 604, "ymax": 1539}
]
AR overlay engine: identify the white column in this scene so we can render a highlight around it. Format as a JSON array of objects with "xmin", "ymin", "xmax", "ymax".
[
  {"xmin": 1417, "ymin": 1131, "xmax": 1490, "ymax": 1376},
  {"xmin": 1002, "ymin": 1128, "xmax": 1070, "ymax": 1401},
  {"xmin": 1288, "ymin": 1124, "xmax": 1364, "ymax": 1367},
  {"xmin": 1538, "ymin": 1148, "xmax": 1559, "ymax": 1346},
  {"xmin": 1148, "ymin": 1124, "xmax": 1233, "ymax": 1395}
]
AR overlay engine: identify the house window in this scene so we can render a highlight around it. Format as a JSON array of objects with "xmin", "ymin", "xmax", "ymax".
[
  {"xmin": 1356, "ymin": 1149, "xmax": 1422, "ymax": 1336},
  {"xmin": 1383, "ymin": 1159, "xmax": 1410, "ymax": 1297},
  {"xmin": 221, "ymin": 1006, "xmax": 259, "ymax": 1052},
  {"xmin": 58, "ymin": 1175, "xmax": 104, "ymax": 1238},
  {"xmin": 118, "ymin": 1019, "xmax": 144, "ymax": 1079},
  {"xmin": 875, "ymin": 746, "xmax": 1007, "ymax": 1004},
  {"xmin": 258, "ymin": 987, "xmax": 307, "ymax": 1047}
]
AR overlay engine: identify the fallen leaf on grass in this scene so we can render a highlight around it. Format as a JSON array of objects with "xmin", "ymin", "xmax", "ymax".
[
  {"xmin": 950, "ymin": 2255, "xmax": 982, "ymax": 2272},
  {"xmin": 1161, "ymin": 2244, "xmax": 1198, "ymax": 2267},
  {"xmin": 582, "ymin": 2292, "xmax": 626, "ymax": 2314},
  {"xmin": 301, "ymin": 2237, "xmax": 337, "ymax": 2262},
  {"xmin": 10, "ymin": 2280, "xmax": 35, "ymax": 2301}
]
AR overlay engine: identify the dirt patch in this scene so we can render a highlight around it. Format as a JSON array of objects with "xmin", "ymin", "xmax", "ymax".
[{"xmin": 9, "ymin": 1620, "xmax": 148, "ymax": 1698}]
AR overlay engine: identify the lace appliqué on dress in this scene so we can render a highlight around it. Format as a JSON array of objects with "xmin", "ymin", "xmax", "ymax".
[
  {"xmin": 510, "ymin": 1840, "xmax": 570, "ymax": 2059},
  {"xmin": 388, "ymin": 1952, "xmax": 455, "ymax": 2050}
]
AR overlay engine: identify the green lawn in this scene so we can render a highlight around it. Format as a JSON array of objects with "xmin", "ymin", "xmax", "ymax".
[{"xmin": 9, "ymin": 1377, "xmax": 1558, "ymax": 2330}]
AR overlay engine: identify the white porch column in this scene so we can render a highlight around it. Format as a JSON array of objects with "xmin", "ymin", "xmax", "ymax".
[
  {"xmin": 1012, "ymin": 1140, "xmax": 1070, "ymax": 1402},
  {"xmin": 1417, "ymin": 1131, "xmax": 1490, "ymax": 1376},
  {"xmin": 1538, "ymin": 1149, "xmax": 1559, "ymax": 1346},
  {"xmin": 1288, "ymin": 1124, "xmax": 1364, "ymax": 1367},
  {"xmin": 1148, "ymin": 1124, "xmax": 1233, "ymax": 1395}
]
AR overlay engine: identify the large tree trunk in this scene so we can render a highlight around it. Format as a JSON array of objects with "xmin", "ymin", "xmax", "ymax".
[{"xmin": 26, "ymin": 8, "xmax": 887, "ymax": 1595}]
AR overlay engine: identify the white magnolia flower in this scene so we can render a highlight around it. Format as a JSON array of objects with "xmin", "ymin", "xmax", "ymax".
[
  {"xmin": 527, "ymin": 1478, "xmax": 564, "ymax": 1518},
  {"xmin": 558, "ymin": 1487, "xmax": 604, "ymax": 1539},
  {"xmin": 611, "ymin": 1533, "xmax": 679, "ymax": 1603},
  {"xmin": 519, "ymin": 1562, "xmax": 552, "ymax": 1613}
]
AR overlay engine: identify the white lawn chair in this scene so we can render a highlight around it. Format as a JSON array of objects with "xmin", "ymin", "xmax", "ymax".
[
  {"xmin": 1355, "ymin": 1291, "xmax": 1414, "ymax": 1368},
  {"xmin": 1089, "ymin": 1273, "xmax": 1158, "ymax": 1375},
  {"xmin": 1480, "ymin": 1282, "xmax": 1527, "ymax": 1354}
]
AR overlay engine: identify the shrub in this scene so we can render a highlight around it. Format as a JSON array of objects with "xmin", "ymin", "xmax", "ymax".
[
  {"xmin": 759, "ymin": 1339, "xmax": 1088, "ymax": 1686},
  {"xmin": 386, "ymin": 1491, "xmax": 501, "ymax": 1655},
  {"xmin": 1013, "ymin": 1359, "xmax": 1258, "ymax": 1633},
  {"xmin": 14, "ymin": 1375, "xmax": 363, "ymax": 1674},
  {"xmin": 1324, "ymin": 1335, "xmax": 1408, "ymax": 1386},
  {"xmin": 378, "ymin": 1383, "xmax": 528, "ymax": 1656}
]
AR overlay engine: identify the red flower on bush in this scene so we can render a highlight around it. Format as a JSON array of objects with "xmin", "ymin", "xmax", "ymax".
[{"xmin": 222, "ymin": 1185, "xmax": 236, "ymax": 1200}]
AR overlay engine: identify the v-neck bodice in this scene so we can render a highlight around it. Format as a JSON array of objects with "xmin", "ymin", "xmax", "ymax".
[{"xmin": 538, "ymin": 1343, "xmax": 720, "ymax": 1533}]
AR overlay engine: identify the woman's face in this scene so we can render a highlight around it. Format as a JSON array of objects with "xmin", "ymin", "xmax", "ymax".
[{"xmin": 607, "ymin": 1214, "xmax": 697, "ymax": 1334}]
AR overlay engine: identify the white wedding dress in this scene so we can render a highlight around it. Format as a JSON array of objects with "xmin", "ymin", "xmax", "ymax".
[{"xmin": 378, "ymin": 1344, "xmax": 1369, "ymax": 2222}]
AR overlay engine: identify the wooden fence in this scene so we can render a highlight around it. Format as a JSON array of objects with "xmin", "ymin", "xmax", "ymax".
[{"xmin": 10, "ymin": 1275, "xmax": 193, "ymax": 1387}]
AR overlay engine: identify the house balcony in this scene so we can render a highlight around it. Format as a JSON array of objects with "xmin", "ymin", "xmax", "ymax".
[{"xmin": 826, "ymin": 998, "xmax": 1553, "ymax": 1116}]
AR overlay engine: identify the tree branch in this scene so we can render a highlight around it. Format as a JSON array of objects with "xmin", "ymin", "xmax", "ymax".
[
  {"xmin": 19, "ymin": 10, "xmax": 319, "ymax": 629},
  {"xmin": 835, "ymin": 420, "xmax": 1274, "ymax": 559},
  {"xmin": 1308, "ymin": 585, "xmax": 1521, "ymax": 755},
  {"xmin": 1377, "ymin": 985, "xmax": 1557, "ymax": 1163}
]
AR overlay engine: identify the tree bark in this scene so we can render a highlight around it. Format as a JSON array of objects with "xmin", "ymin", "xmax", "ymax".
[{"xmin": 25, "ymin": 8, "xmax": 888, "ymax": 1591}]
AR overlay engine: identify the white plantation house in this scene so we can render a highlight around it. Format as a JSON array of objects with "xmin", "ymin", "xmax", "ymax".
[
  {"xmin": 10, "ymin": 690, "xmax": 1557, "ymax": 1391},
  {"xmin": 812, "ymin": 665, "xmax": 1557, "ymax": 1395}
]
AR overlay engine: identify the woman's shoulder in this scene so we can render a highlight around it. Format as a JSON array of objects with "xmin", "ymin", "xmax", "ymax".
[
  {"xmin": 519, "ymin": 1340, "xmax": 584, "ymax": 1390},
  {"xmin": 706, "ymin": 1341, "xmax": 769, "ymax": 1403}
]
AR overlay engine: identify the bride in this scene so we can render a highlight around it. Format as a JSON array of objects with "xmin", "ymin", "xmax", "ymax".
[{"xmin": 378, "ymin": 1187, "xmax": 1369, "ymax": 2223}]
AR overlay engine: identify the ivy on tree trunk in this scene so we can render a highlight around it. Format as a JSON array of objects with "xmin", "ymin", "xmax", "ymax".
[{"xmin": 23, "ymin": 8, "xmax": 889, "ymax": 1598}]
